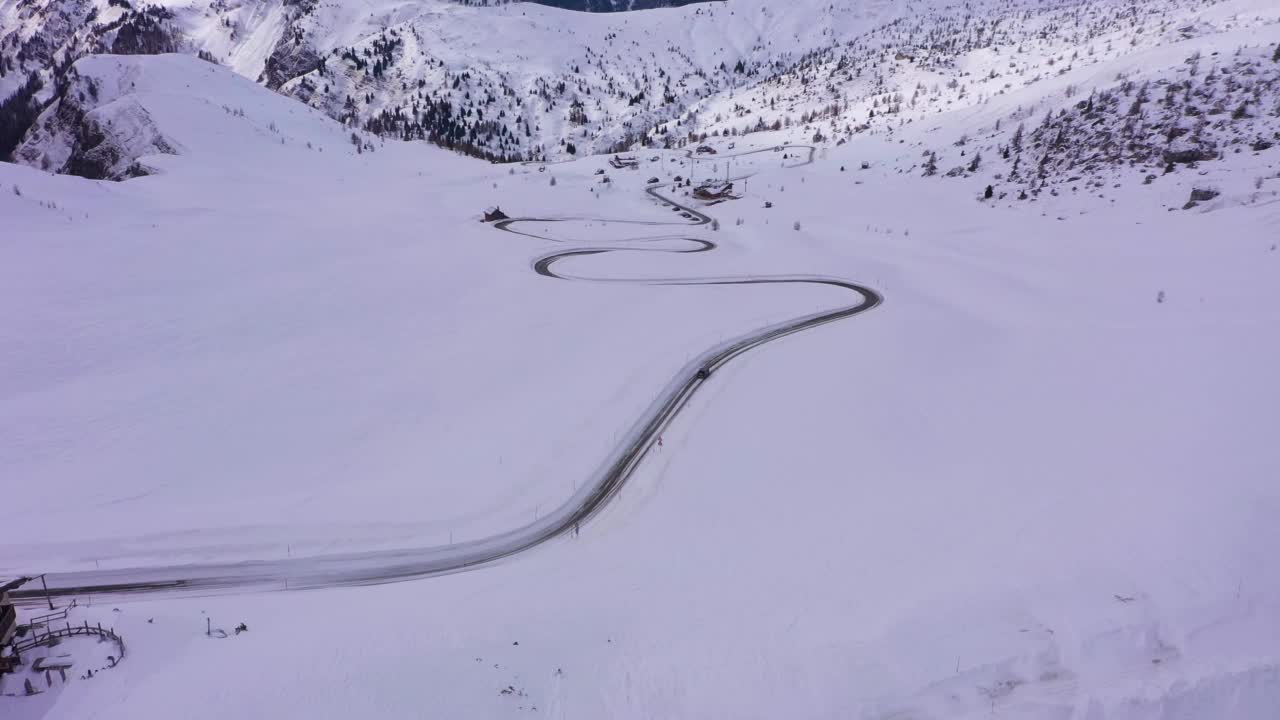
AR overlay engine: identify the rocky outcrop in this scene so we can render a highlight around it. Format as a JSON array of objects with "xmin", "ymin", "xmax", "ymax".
[
  {"xmin": 13, "ymin": 63, "xmax": 176, "ymax": 180},
  {"xmin": 1, "ymin": 2, "xmax": 188, "ymax": 163},
  {"xmin": 1182, "ymin": 186, "xmax": 1220, "ymax": 210},
  {"xmin": 258, "ymin": 0, "xmax": 321, "ymax": 90},
  {"xmin": 1163, "ymin": 143, "xmax": 1218, "ymax": 166},
  {"xmin": 61, "ymin": 100, "xmax": 174, "ymax": 179},
  {"xmin": 260, "ymin": 38, "xmax": 321, "ymax": 90}
]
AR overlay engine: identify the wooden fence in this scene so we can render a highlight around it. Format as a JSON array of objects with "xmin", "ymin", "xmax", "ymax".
[
  {"xmin": 12, "ymin": 621, "xmax": 126, "ymax": 662},
  {"xmin": 26, "ymin": 607, "xmax": 69, "ymax": 627}
]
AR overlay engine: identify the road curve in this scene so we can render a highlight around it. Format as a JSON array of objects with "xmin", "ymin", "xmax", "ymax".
[{"xmin": 13, "ymin": 145, "xmax": 879, "ymax": 604}]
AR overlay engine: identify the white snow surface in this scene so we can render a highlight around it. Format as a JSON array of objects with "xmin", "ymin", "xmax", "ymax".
[{"xmin": 2, "ymin": 49, "xmax": 1280, "ymax": 719}]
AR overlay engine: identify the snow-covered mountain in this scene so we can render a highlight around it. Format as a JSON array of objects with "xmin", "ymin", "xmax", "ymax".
[
  {"xmin": 2, "ymin": 0, "xmax": 903, "ymax": 165},
  {"xmin": 5, "ymin": 0, "xmax": 1276, "ymax": 173},
  {"xmin": 677, "ymin": 0, "xmax": 1280, "ymax": 189}
]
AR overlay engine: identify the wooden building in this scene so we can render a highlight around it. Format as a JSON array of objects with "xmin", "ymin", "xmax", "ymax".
[
  {"xmin": 0, "ymin": 577, "xmax": 28, "ymax": 675},
  {"xmin": 693, "ymin": 181, "xmax": 736, "ymax": 201}
]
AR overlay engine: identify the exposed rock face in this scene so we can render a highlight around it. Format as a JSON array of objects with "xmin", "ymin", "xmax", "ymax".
[
  {"xmin": 12, "ymin": 89, "xmax": 78, "ymax": 171},
  {"xmin": 6, "ymin": 0, "xmax": 89, "ymax": 72},
  {"xmin": 62, "ymin": 99, "xmax": 174, "ymax": 179},
  {"xmin": 260, "ymin": 38, "xmax": 321, "ymax": 90},
  {"xmin": 258, "ymin": 0, "xmax": 321, "ymax": 90},
  {"xmin": 1189, "ymin": 187, "xmax": 1220, "ymax": 203},
  {"xmin": 13, "ymin": 63, "xmax": 176, "ymax": 180},
  {"xmin": 1183, "ymin": 186, "xmax": 1220, "ymax": 209},
  {"xmin": 1, "ymin": 2, "xmax": 187, "ymax": 161},
  {"xmin": 1163, "ymin": 140, "xmax": 1218, "ymax": 165}
]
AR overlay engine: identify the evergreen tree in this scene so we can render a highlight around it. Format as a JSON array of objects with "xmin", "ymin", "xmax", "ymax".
[
  {"xmin": 0, "ymin": 72, "xmax": 44, "ymax": 160},
  {"xmin": 1011, "ymin": 123, "xmax": 1025, "ymax": 153}
]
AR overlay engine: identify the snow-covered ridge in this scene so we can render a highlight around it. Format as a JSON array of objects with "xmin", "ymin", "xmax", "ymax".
[
  {"xmin": 251, "ymin": 0, "xmax": 907, "ymax": 160},
  {"xmin": 12, "ymin": 53, "xmax": 379, "ymax": 178},
  {"xmin": 3, "ymin": 0, "xmax": 1278, "ymax": 173},
  {"xmin": 678, "ymin": 0, "xmax": 1280, "ymax": 169},
  {"xmin": 2, "ymin": 0, "xmax": 906, "ymax": 163}
]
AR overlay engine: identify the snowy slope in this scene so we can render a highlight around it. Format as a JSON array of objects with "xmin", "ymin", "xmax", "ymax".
[
  {"xmin": 2, "ymin": 0, "xmax": 909, "ymax": 162},
  {"xmin": 12, "ymin": 53, "xmax": 377, "ymax": 178},
  {"xmin": 1, "ymin": 4, "xmax": 1279, "ymax": 720},
  {"xmin": 256, "ymin": 0, "xmax": 908, "ymax": 159},
  {"xmin": 0, "ymin": 54, "xmax": 848, "ymax": 570},
  {"xmin": 6, "ymin": 0, "xmax": 1278, "ymax": 169},
  {"xmin": 1, "ymin": 49, "xmax": 1278, "ymax": 719},
  {"xmin": 8, "ymin": 0, "xmax": 1273, "ymax": 167},
  {"xmin": 683, "ymin": 0, "xmax": 1280, "ymax": 157}
]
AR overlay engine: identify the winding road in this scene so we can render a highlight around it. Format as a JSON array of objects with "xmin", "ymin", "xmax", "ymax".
[{"xmin": 12, "ymin": 145, "xmax": 881, "ymax": 604}]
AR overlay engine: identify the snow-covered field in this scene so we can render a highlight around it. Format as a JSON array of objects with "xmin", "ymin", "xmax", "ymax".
[
  {"xmin": 3, "ymin": 34, "xmax": 1280, "ymax": 720},
  {"xmin": 2, "ymin": 55, "xmax": 849, "ymax": 571}
]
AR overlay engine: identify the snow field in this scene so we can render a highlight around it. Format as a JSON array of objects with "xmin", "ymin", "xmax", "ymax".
[{"xmin": 2, "ymin": 34, "xmax": 1280, "ymax": 720}]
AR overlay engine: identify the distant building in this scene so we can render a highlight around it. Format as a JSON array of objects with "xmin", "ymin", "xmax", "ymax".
[
  {"xmin": 483, "ymin": 207, "xmax": 509, "ymax": 222},
  {"xmin": 693, "ymin": 181, "xmax": 735, "ymax": 201}
]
